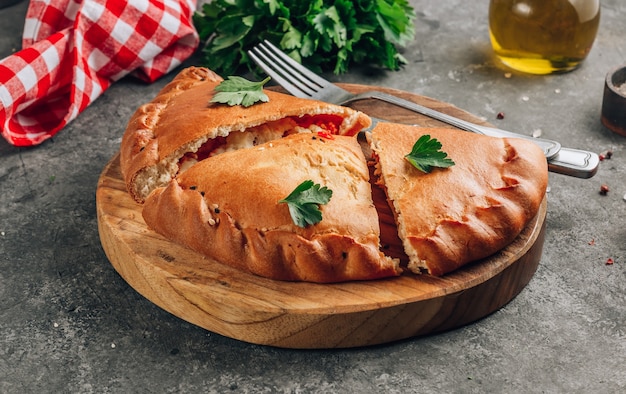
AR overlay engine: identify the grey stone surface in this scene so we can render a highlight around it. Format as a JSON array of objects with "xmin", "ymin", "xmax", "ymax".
[{"xmin": 1, "ymin": 0, "xmax": 625, "ymax": 393}]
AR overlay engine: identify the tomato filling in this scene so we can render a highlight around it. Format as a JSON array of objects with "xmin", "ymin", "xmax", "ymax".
[
  {"xmin": 293, "ymin": 114, "xmax": 343, "ymax": 134},
  {"xmin": 176, "ymin": 114, "xmax": 345, "ymax": 175},
  {"xmin": 368, "ymin": 153, "xmax": 409, "ymax": 263}
]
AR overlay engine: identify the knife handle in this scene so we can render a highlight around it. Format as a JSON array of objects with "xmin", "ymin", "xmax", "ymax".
[{"xmin": 547, "ymin": 147, "xmax": 599, "ymax": 179}]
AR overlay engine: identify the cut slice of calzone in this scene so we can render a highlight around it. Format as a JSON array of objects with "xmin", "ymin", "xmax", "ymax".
[{"xmin": 369, "ymin": 123, "xmax": 548, "ymax": 276}]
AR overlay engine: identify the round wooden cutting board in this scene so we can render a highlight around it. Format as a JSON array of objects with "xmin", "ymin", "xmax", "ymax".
[{"xmin": 96, "ymin": 84, "xmax": 547, "ymax": 349}]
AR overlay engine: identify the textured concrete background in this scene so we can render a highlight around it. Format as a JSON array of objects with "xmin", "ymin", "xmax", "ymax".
[{"xmin": 1, "ymin": 0, "xmax": 625, "ymax": 392}]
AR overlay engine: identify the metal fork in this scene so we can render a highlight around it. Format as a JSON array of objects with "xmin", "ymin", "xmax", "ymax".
[{"xmin": 248, "ymin": 40, "xmax": 599, "ymax": 178}]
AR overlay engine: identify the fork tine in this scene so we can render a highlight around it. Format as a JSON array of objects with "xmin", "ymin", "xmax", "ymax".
[
  {"xmin": 248, "ymin": 49, "xmax": 312, "ymax": 98},
  {"xmin": 249, "ymin": 40, "xmax": 353, "ymax": 103},
  {"xmin": 249, "ymin": 43, "xmax": 318, "ymax": 98},
  {"xmin": 256, "ymin": 46, "xmax": 318, "ymax": 95},
  {"xmin": 258, "ymin": 40, "xmax": 331, "ymax": 89}
]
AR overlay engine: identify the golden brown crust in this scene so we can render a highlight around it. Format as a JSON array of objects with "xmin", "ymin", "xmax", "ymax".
[
  {"xmin": 142, "ymin": 133, "xmax": 400, "ymax": 283},
  {"xmin": 370, "ymin": 123, "xmax": 548, "ymax": 276},
  {"xmin": 119, "ymin": 66, "xmax": 371, "ymax": 203},
  {"xmin": 120, "ymin": 67, "xmax": 223, "ymax": 203}
]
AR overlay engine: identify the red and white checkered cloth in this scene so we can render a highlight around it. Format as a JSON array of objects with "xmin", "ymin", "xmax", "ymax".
[{"xmin": 0, "ymin": 0, "xmax": 199, "ymax": 147}]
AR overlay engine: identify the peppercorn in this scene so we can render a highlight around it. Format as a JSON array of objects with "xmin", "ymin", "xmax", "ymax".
[
  {"xmin": 599, "ymin": 149, "xmax": 613, "ymax": 161},
  {"xmin": 599, "ymin": 184, "xmax": 609, "ymax": 195}
]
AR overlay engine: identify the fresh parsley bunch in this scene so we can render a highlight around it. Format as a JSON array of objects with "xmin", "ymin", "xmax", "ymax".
[{"xmin": 193, "ymin": 0, "xmax": 416, "ymax": 76}]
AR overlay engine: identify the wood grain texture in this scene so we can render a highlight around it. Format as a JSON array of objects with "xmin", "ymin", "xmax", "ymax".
[{"xmin": 96, "ymin": 84, "xmax": 547, "ymax": 349}]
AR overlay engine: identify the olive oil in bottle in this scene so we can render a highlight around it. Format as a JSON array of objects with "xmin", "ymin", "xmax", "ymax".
[{"xmin": 489, "ymin": 0, "xmax": 600, "ymax": 74}]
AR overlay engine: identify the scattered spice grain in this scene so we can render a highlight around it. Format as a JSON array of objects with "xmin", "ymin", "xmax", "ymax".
[{"xmin": 599, "ymin": 184, "xmax": 609, "ymax": 195}]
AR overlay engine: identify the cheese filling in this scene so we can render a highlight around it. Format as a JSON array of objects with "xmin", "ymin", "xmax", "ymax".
[{"xmin": 176, "ymin": 114, "xmax": 343, "ymax": 176}]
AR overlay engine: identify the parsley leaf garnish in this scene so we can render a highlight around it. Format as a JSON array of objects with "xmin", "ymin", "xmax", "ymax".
[
  {"xmin": 193, "ymin": 0, "xmax": 416, "ymax": 76},
  {"xmin": 211, "ymin": 76, "xmax": 271, "ymax": 107},
  {"xmin": 279, "ymin": 180, "xmax": 333, "ymax": 227},
  {"xmin": 405, "ymin": 135, "xmax": 455, "ymax": 173}
]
